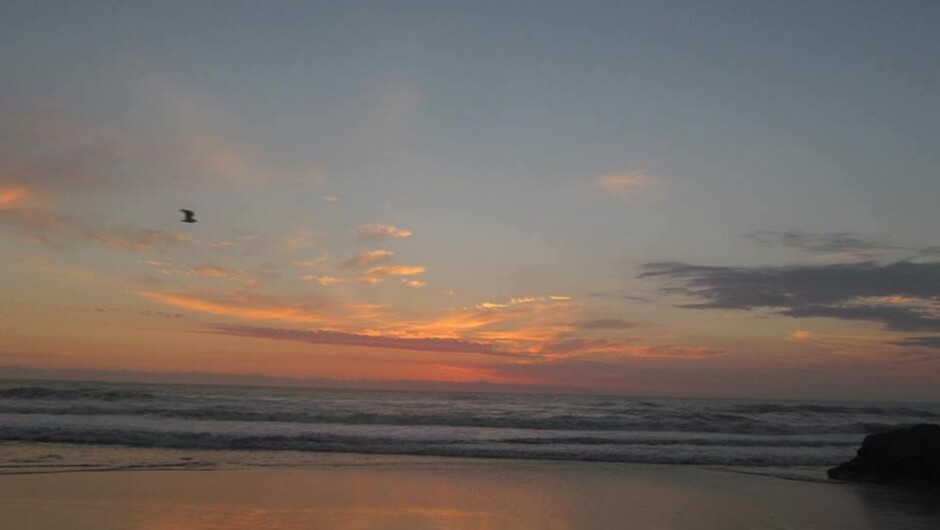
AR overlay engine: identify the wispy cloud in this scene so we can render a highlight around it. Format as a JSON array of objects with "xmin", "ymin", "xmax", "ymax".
[
  {"xmin": 401, "ymin": 295, "xmax": 579, "ymax": 351},
  {"xmin": 538, "ymin": 338, "xmax": 723, "ymax": 358},
  {"xmin": 189, "ymin": 135, "xmax": 325, "ymax": 186},
  {"xmin": 891, "ymin": 336, "xmax": 940, "ymax": 350},
  {"xmin": 745, "ymin": 229, "xmax": 940, "ymax": 260},
  {"xmin": 320, "ymin": 195, "xmax": 341, "ymax": 205},
  {"xmin": 139, "ymin": 289, "xmax": 348, "ymax": 325},
  {"xmin": 507, "ymin": 295, "xmax": 571, "ymax": 305},
  {"xmin": 0, "ymin": 208, "xmax": 194, "ymax": 252},
  {"xmin": 282, "ymin": 229, "xmax": 323, "ymax": 251},
  {"xmin": 1, "ymin": 107, "xmax": 147, "ymax": 196},
  {"xmin": 789, "ymin": 330, "xmax": 812, "ymax": 341},
  {"xmin": 357, "ymin": 223, "xmax": 412, "ymax": 241},
  {"xmin": 341, "ymin": 250, "xmax": 394, "ymax": 268},
  {"xmin": 204, "ymin": 324, "xmax": 520, "ymax": 357},
  {"xmin": 309, "ymin": 264, "xmax": 427, "ymax": 286},
  {"xmin": 161, "ymin": 86, "xmax": 325, "ymax": 186},
  {"xmin": 293, "ymin": 256, "xmax": 329, "ymax": 268},
  {"xmin": 2, "ymin": 100, "xmax": 327, "ymax": 202},
  {"xmin": 0, "ymin": 186, "xmax": 29, "ymax": 209},
  {"xmin": 189, "ymin": 265, "xmax": 260, "ymax": 286},
  {"xmin": 576, "ymin": 318, "xmax": 640, "ymax": 330},
  {"xmin": 594, "ymin": 170, "xmax": 660, "ymax": 197},
  {"xmin": 366, "ymin": 264, "xmax": 425, "ymax": 278},
  {"xmin": 204, "ymin": 323, "xmax": 717, "ymax": 362},
  {"xmin": 139, "ymin": 284, "xmax": 720, "ymax": 365},
  {"xmin": 402, "ymin": 279, "xmax": 427, "ymax": 288},
  {"xmin": 303, "ymin": 274, "xmax": 381, "ymax": 286}
]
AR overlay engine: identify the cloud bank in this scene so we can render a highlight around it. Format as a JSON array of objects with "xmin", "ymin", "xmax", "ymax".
[{"xmin": 641, "ymin": 260, "xmax": 940, "ymax": 332}]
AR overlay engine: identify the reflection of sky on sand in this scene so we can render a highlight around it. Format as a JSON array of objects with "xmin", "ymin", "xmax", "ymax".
[
  {"xmin": 133, "ymin": 507, "xmax": 499, "ymax": 530},
  {"xmin": 851, "ymin": 482, "xmax": 940, "ymax": 530},
  {"xmin": 2, "ymin": 455, "xmax": 940, "ymax": 530}
]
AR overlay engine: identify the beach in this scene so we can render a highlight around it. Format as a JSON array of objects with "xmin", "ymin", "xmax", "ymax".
[{"xmin": 2, "ymin": 444, "xmax": 939, "ymax": 530}]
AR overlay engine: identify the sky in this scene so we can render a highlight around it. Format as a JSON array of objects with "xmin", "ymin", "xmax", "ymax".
[{"xmin": 2, "ymin": 1, "xmax": 939, "ymax": 400}]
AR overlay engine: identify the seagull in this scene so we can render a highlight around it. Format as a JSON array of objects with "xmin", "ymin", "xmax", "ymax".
[{"xmin": 180, "ymin": 209, "xmax": 197, "ymax": 223}]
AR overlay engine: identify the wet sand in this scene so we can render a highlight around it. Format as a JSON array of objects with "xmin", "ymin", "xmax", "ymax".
[{"xmin": 1, "ymin": 455, "xmax": 938, "ymax": 530}]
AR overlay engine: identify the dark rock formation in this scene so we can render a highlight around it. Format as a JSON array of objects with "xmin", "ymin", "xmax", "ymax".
[{"xmin": 828, "ymin": 424, "xmax": 940, "ymax": 485}]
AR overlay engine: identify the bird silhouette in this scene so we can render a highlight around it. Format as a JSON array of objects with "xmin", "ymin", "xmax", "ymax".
[{"xmin": 180, "ymin": 209, "xmax": 197, "ymax": 223}]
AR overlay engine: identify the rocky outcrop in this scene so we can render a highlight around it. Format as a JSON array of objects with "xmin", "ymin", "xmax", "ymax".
[{"xmin": 828, "ymin": 424, "xmax": 940, "ymax": 484}]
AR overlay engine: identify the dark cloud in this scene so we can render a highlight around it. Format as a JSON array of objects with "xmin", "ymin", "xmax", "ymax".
[
  {"xmin": 585, "ymin": 291, "xmax": 652, "ymax": 302},
  {"xmin": 748, "ymin": 230, "xmax": 940, "ymax": 258},
  {"xmin": 747, "ymin": 230, "xmax": 899, "ymax": 254},
  {"xmin": 87, "ymin": 307, "xmax": 182, "ymax": 319},
  {"xmin": 204, "ymin": 324, "xmax": 524, "ymax": 358},
  {"xmin": 539, "ymin": 338, "xmax": 620, "ymax": 354},
  {"xmin": 784, "ymin": 305, "xmax": 940, "ymax": 332},
  {"xmin": 640, "ymin": 260, "xmax": 940, "ymax": 332},
  {"xmin": 536, "ymin": 336, "xmax": 724, "ymax": 358},
  {"xmin": 891, "ymin": 336, "xmax": 940, "ymax": 350},
  {"xmin": 576, "ymin": 318, "xmax": 641, "ymax": 330}
]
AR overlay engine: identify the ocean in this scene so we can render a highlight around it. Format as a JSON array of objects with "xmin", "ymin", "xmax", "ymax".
[{"xmin": 2, "ymin": 379, "xmax": 937, "ymax": 469}]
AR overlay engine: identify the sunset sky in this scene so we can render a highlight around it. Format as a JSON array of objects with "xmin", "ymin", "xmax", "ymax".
[{"xmin": 2, "ymin": 1, "xmax": 939, "ymax": 399}]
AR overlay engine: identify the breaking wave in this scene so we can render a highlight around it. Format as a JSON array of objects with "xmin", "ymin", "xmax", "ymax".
[{"xmin": 2, "ymin": 381, "xmax": 937, "ymax": 467}]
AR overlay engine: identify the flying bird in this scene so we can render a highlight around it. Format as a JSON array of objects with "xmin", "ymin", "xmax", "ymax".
[{"xmin": 180, "ymin": 209, "xmax": 197, "ymax": 223}]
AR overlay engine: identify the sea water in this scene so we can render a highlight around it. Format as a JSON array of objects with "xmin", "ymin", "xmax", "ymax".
[{"xmin": 2, "ymin": 380, "xmax": 937, "ymax": 468}]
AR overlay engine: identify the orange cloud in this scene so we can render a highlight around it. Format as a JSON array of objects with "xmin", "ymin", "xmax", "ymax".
[
  {"xmin": 141, "ymin": 285, "xmax": 577, "ymax": 356},
  {"xmin": 192, "ymin": 266, "xmax": 233, "ymax": 278},
  {"xmin": 402, "ymin": 279, "xmax": 427, "ymax": 288},
  {"xmin": 357, "ymin": 223, "xmax": 412, "ymax": 241},
  {"xmin": 303, "ymin": 274, "xmax": 383, "ymax": 286},
  {"xmin": 139, "ymin": 289, "xmax": 341, "ymax": 325},
  {"xmin": 204, "ymin": 324, "xmax": 520, "ymax": 358},
  {"xmin": 139, "ymin": 283, "xmax": 723, "ymax": 367},
  {"xmin": 366, "ymin": 264, "xmax": 426, "ymax": 278},
  {"xmin": 789, "ymin": 330, "xmax": 812, "ymax": 341},
  {"xmin": 309, "ymin": 264, "xmax": 427, "ymax": 286},
  {"xmin": 430, "ymin": 364, "xmax": 507, "ymax": 383},
  {"xmin": 540, "ymin": 339, "xmax": 725, "ymax": 359},
  {"xmin": 0, "ymin": 186, "xmax": 28, "ymax": 209},
  {"xmin": 401, "ymin": 295, "xmax": 580, "ymax": 350}
]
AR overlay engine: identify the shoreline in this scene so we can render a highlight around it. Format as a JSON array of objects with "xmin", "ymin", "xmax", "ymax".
[{"xmin": 1, "ymin": 440, "xmax": 833, "ymax": 477}]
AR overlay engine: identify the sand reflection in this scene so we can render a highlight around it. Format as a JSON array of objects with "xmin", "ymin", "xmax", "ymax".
[{"xmin": 3, "ymin": 458, "xmax": 940, "ymax": 530}]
